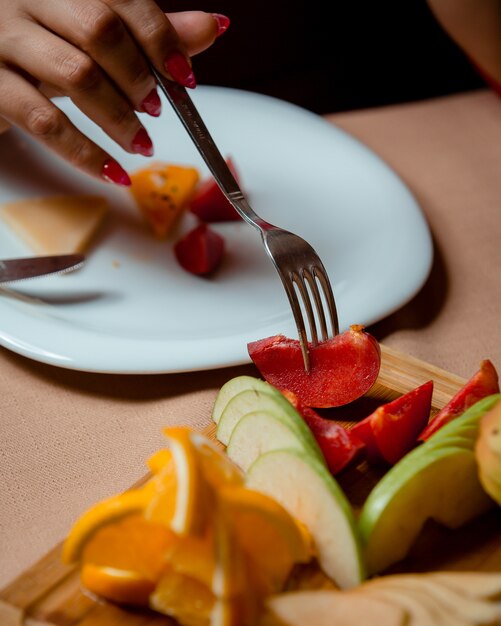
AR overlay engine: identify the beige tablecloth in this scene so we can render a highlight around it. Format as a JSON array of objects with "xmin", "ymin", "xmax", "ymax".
[{"xmin": 1, "ymin": 88, "xmax": 501, "ymax": 588}]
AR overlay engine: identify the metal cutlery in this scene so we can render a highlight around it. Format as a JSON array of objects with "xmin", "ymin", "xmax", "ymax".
[
  {"xmin": 0, "ymin": 254, "xmax": 85, "ymax": 284},
  {"xmin": 151, "ymin": 68, "xmax": 339, "ymax": 371}
]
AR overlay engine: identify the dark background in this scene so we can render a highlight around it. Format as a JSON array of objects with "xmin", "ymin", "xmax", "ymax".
[{"xmin": 162, "ymin": 0, "xmax": 486, "ymax": 114}]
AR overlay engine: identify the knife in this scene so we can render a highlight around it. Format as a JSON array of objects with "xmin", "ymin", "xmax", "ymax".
[{"xmin": 0, "ymin": 254, "xmax": 85, "ymax": 284}]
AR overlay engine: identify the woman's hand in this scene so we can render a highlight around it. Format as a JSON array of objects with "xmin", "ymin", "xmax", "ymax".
[{"xmin": 0, "ymin": 1, "xmax": 229, "ymax": 185}]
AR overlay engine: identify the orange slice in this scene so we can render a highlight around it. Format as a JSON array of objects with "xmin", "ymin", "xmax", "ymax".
[
  {"xmin": 150, "ymin": 568, "xmax": 215, "ymax": 626},
  {"xmin": 62, "ymin": 483, "xmax": 155, "ymax": 564},
  {"xmin": 211, "ymin": 503, "xmax": 260, "ymax": 626},
  {"xmin": 146, "ymin": 427, "xmax": 207, "ymax": 536},
  {"xmin": 147, "ymin": 448, "xmax": 173, "ymax": 474},
  {"xmin": 75, "ymin": 514, "xmax": 175, "ymax": 606},
  {"xmin": 191, "ymin": 432, "xmax": 244, "ymax": 488},
  {"xmin": 218, "ymin": 486, "xmax": 312, "ymax": 596},
  {"xmin": 80, "ymin": 564, "xmax": 156, "ymax": 606},
  {"xmin": 165, "ymin": 530, "xmax": 215, "ymax": 588},
  {"xmin": 80, "ymin": 514, "xmax": 174, "ymax": 579}
]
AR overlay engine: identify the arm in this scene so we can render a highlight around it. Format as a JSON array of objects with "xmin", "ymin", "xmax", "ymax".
[
  {"xmin": 427, "ymin": 0, "xmax": 501, "ymax": 84},
  {"xmin": 0, "ymin": 2, "xmax": 229, "ymax": 184}
]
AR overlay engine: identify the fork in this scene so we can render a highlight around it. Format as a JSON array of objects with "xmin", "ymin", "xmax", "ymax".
[{"xmin": 151, "ymin": 68, "xmax": 339, "ymax": 372}]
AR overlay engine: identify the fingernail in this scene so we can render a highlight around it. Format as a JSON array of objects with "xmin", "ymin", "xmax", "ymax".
[
  {"xmin": 141, "ymin": 88, "xmax": 161, "ymax": 117},
  {"xmin": 102, "ymin": 159, "xmax": 131, "ymax": 186},
  {"xmin": 164, "ymin": 51, "xmax": 196, "ymax": 89},
  {"xmin": 211, "ymin": 13, "xmax": 230, "ymax": 37},
  {"xmin": 132, "ymin": 128, "xmax": 154, "ymax": 157}
]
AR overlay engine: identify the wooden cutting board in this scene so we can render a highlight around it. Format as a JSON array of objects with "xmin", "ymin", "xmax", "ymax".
[{"xmin": 1, "ymin": 344, "xmax": 500, "ymax": 626}]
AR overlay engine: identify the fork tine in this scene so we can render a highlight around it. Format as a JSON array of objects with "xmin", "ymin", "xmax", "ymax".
[
  {"xmin": 314, "ymin": 264, "xmax": 340, "ymax": 337},
  {"xmin": 151, "ymin": 76, "xmax": 336, "ymax": 368},
  {"xmin": 278, "ymin": 273, "xmax": 311, "ymax": 372},
  {"xmin": 302, "ymin": 269, "xmax": 328, "ymax": 342},
  {"xmin": 292, "ymin": 271, "xmax": 319, "ymax": 347}
]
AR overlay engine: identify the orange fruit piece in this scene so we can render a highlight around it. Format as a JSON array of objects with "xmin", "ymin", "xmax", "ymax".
[
  {"xmin": 146, "ymin": 427, "xmax": 209, "ymax": 536},
  {"xmin": 80, "ymin": 514, "xmax": 174, "ymax": 579},
  {"xmin": 130, "ymin": 162, "xmax": 199, "ymax": 238},
  {"xmin": 218, "ymin": 486, "xmax": 312, "ymax": 596},
  {"xmin": 150, "ymin": 568, "xmax": 215, "ymax": 626},
  {"xmin": 62, "ymin": 483, "xmax": 156, "ymax": 564},
  {"xmin": 166, "ymin": 530, "xmax": 215, "ymax": 588},
  {"xmin": 211, "ymin": 503, "xmax": 260, "ymax": 626},
  {"xmin": 191, "ymin": 432, "xmax": 244, "ymax": 488},
  {"xmin": 78, "ymin": 514, "xmax": 175, "ymax": 607},
  {"xmin": 80, "ymin": 564, "xmax": 156, "ymax": 606},
  {"xmin": 147, "ymin": 448, "xmax": 174, "ymax": 474}
]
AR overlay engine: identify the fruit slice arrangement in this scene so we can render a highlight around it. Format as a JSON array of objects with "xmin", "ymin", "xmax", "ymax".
[
  {"xmin": 212, "ymin": 374, "xmax": 366, "ymax": 590},
  {"xmin": 247, "ymin": 328, "xmax": 500, "ymax": 475},
  {"xmin": 359, "ymin": 394, "xmax": 500, "ymax": 574},
  {"xmin": 211, "ymin": 364, "xmax": 501, "ymax": 625},
  {"xmin": 63, "ymin": 427, "xmax": 312, "ymax": 626},
  {"xmin": 216, "ymin": 331, "xmax": 501, "ymax": 582},
  {"xmin": 62, "ymin": 339, "xmax": 501, "ymax": 626}
]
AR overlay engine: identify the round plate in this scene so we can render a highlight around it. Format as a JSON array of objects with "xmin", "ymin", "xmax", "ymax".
[{"xmin": 0, "ymin": 86, "xmax": 432, "ymax": 373}]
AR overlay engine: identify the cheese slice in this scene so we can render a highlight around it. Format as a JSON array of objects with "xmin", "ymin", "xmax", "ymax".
[{"xmin": 0, "ymin": 195, "xmax": 109, "ymax": 255}]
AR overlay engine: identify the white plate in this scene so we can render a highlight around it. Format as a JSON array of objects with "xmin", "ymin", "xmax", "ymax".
[{"xmin": 0, "ymin": 86, "xmax": 432, "ymax": 374}]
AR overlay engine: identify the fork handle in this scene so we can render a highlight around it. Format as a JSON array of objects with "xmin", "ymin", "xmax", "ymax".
[{"xmin": 151, "ymin": 68, "xmax": 274, "ymax": 233}]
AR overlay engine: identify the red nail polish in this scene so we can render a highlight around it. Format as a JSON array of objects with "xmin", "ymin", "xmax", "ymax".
[
  {"xmin": 102, "ymin": 159, "xmax": 131, "ymax": 186},
  {"xmin": 132, "ymin": 128, "xmax": 154, "ymax": 157},
  {"xmin": 212, "ymin": 13, "xmax": 230, "ymax": 37},
  {"xmin": 141, "ymin": 89, "xmax": 161, "ymax": 117},
  {"xmin": 164, "ymin": 51, "xmax": 196, "ymax": 89}
]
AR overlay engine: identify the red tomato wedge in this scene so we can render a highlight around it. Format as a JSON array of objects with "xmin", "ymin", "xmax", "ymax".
[
  {"xmin": 282, "ymin": 390, "xmax": 366, "ymax": 474},
  {"xmin": 301, "ymin": 406, "xmax": 366, "ymax": 474},
  {"xmin": 247, "ymin": 325, "xmax": 381, "ymax": 408},
  {"xmin": 418, "ymin": 359, "xmax": 499, "ymax": 441},
  {"xmin": 348, "ymin": 418, "xmax": 380, "ymax": 464},
  {"xmin": 174, "ymin": 223, "xmax": 225, "ymax": 276},
  {"xmin": 189, "ymin": 157, "xmax": 242, "ymax": 222},
  {"xmin": 351, "ymin": 380, "xmax": 433, "ymax": 465}
]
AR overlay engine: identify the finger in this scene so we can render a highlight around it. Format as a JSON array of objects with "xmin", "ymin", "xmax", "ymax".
[
  {"xmin": 167, "ymin": 11, "xmax": 230, "ymax": 57},
  {"xmin": 29, "ymin": 0, "xmax": 195, "ymax": 89},
  {"xmin": 0, "ymin": 64, "xmax": 130, "ymax": 186},
  {"xmin": 104, "ymin": 0, "xmax": 197, "ymax": 89},
  {"xmin": 0, "ymin": 117, "xmax": 10, "ymax": 134},
  {"xmin": 0, "ymin": 20, "xmax": 154, "ymax": 157},
  {"xmin": 26, "ymin": 0, "xmax": 161, "ymax": 117}
]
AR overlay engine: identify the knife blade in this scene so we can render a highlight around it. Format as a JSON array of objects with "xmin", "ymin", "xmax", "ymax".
[{"xmin": 0, "ymin": 254, "xmax": 85, "ymax": 283}]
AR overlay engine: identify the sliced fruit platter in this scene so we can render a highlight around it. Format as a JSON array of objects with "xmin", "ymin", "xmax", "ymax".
[{"xmin": 1, "ymin": 328, "xmax": 501, "ymax": 626}]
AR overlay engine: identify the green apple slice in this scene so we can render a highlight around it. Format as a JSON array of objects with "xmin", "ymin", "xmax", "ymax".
[
  {"xmin": 359, "ymin": 446, "xmax": 493, "ymax": 575},
  {"xmin": 426, "ymin": 394, "xmax": 500, "ymax": 447},
  {"xmin": 226, "ymin": 410, "xmax": 317, "ymax": 472},
  {"xmin": 246, "ymin": 449, "xmax": 365, "ymax": 589},
  {"xmin": 424, "ymin": 434, "xmax": 478, "ymax": 451},
  {"xmin": 359, "ymin": 395, "xmax": 500, "ymax": 575},
  {"xmin": 212, "ymin": 375, "xmax": 278, "ymax": 424},
  {"xmin": 216, "ymin": 389, "xmax": 321, "ymax": 460}
]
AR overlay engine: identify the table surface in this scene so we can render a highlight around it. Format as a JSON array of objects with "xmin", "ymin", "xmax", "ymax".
[{"xmin": 1, "ymin": 88, "xmax": 501, "ymax": 588}]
